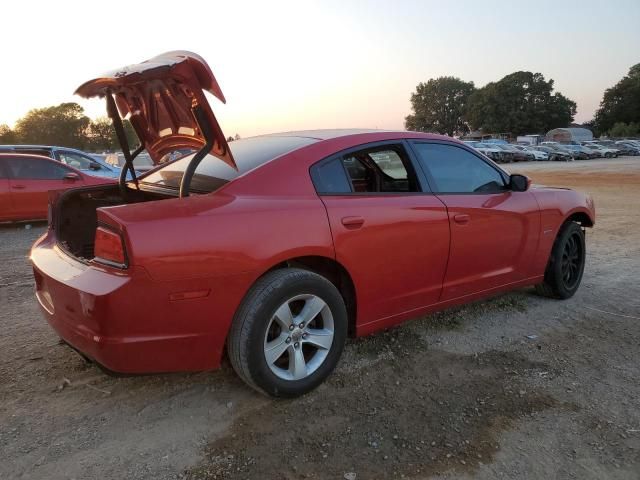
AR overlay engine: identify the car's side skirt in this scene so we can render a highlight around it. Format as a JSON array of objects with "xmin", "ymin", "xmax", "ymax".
[{"xmin": 356, "ymin": 275, "xmax": 544, "ymax": 337}]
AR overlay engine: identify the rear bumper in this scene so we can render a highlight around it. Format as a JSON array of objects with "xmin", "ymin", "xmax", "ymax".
[{"xmin": 30, "ymin": 232, "xmax": 252, "ymax": 373}]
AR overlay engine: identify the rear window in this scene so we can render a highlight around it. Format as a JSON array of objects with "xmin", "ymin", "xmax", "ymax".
[{"xmin": 141, "ymin": 135, "xmax": 318, "ymax": 192}]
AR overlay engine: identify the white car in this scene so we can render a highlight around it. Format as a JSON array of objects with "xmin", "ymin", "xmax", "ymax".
[
  {"xmin": 584, "ymin": 144, "xmax": 619, "ymax": 158},
  {"xmin": 520, "ymin": 146, "xmax": 550, "ymax": 161}
]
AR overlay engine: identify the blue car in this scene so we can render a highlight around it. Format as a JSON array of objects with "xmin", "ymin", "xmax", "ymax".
[{"xmin": 0, "ymin": 145, "xmax": 126, "ymax": 179}]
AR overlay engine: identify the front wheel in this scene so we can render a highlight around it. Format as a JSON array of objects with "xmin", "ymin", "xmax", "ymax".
[
  {"xmin": 535, "ymin": 221, "xmax": 586, "ymax": 299},
  {"xmin": 227, "ymin": 268, "xmax": 348, "ymax": 397}
]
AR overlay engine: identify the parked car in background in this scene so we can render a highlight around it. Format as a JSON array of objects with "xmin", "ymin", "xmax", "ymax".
[
  {"xmin": 576, "ymin": 145, "xmax": 601, "ymax": 159},
  {"xmin": 582, "ymin": 143, "xmax": 620, "ymax": 158},
  {"xmin": 103, "ymin": 151, "xmax": 156, "ymax": 173},
  {"xmin": 615, "ymin": 141, "xmax": 640, "ymax": 155},
  {"xmin": 0, "ymin": 153, "xmax": 114, "ymax": 222},
  {"xmin": 463, "ymin": 141, "xmax": 503, "ymax": 163},
  {"xmin": 0, "ymin": 145, "xmax": 122, "ymax": 179},
  {"xmin": 558, "ymin": 144, "xmax": 590, "ymax": 160},
  {"xmin": 467, "ymin": 142, "xmax": 514, "ymax": 163},
  {"xmin": 518, "ymin": 145, "xmax": 550, "ymax": 161},
  {"xmin": 610, "ymin": 141, "xmax": 639, "ymax": 156},
  {"xmin": 478, "ymin": 142, "xmax": 515, "ymax": 163},
  {"xmin": 598, "ymin": 141, "xmax": 630, "ymax": 156},
  {"xmin": 534, "ymin": 145, "xmax": 573, "ymax": 161},
  {"xmin": 494, "ymin": 144, "xmax": 534, "ymax": 162},
  {"xmin": 31, "ymin": 51, "xmax": 596, "ymax": 397}
]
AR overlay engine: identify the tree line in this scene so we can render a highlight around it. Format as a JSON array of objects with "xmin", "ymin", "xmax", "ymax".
[
  {"xmin": 405, "ymin": 64, "xmax": 640, "ymax": 138},
  {"xmin": 0, "ymin": 103, "xmax": 137, "ymax": 151}
]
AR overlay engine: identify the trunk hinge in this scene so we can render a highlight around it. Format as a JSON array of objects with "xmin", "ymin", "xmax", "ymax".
[
  {"xmin": 105, "ymin": 92, "xmax": 141, "ymax": 196},
  {"xmin": 178, "ymin": 103, "xmax": 215, "ymax": 198}
]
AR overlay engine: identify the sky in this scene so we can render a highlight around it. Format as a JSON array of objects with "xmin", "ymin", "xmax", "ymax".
[{"xmin": 1, "ymin": 0, "xmax": 639, "ymax": 137}]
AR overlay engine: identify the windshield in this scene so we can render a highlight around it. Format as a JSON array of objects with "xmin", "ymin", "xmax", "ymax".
[{"xmin": 141, "ymin": 135, "xmax": 318, "ymax": 192}]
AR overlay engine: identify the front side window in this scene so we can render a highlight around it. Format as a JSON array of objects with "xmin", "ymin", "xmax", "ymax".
[
  {"xmin": 311, "ymin": 144, "xmax": 418, "ymax": 194},
  {"xmin": 4, "ymin": 157, "xmax": 72, "ymax": 180},
  {"xmin": 412, "ymin": 142, "xmax": 506, "ymax": 194},
  {"xmin": 57, "ymin": 151, "xmax": 95, "ymax": 170}
]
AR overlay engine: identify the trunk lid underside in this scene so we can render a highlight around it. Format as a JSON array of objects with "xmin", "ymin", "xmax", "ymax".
[{"xmin": 75, "ymin": 50, "xmax": 236, "ymax": 170}]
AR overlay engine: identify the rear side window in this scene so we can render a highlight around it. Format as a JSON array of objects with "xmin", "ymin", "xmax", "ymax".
[
  {"xmin": 4, "ymin": 157, "xmax": 72, "ymax": 180},
  {"xmin": 142, "ymin": 135, "xmax": 318, "ymax": 193},
  {"xmin": 412, "ymin": 142, "xmax": 506, "ymax": 194},
  {"xmin": 311, "ymin": 144, "xmax": 418, "ymax": 194},
  {"xmin": 311, "ymin": 158, "xmax": 352, "ymax": 194}
]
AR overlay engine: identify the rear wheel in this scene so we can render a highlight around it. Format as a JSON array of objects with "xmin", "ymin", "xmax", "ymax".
[
  {"xmin": 535, "ymin": 221, "xmax": 586, "ymax": 299},
  {"xmin": 227, "ymin": 268, "xmax": 348, "ymax": 397}
]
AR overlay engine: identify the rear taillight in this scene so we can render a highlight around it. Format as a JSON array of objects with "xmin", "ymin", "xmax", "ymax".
[{"xmin": 94, "ymin": 226, "xmax": 127, "ymax": 267}]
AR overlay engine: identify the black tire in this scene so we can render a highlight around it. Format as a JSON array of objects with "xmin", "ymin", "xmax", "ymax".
[
  {"xmin": 535, "ymin": 221, "xmax": 586, "ymax": 299},
  {"xmin": 227, "ymin": 268, "xmax": 348, "ymax": 397}
]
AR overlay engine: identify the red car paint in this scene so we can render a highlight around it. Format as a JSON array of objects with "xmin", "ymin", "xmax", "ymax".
[
  {"xmin": 0, "ymin": 154, "xmax": 114, "ymax": 222},
  {"xmin": 30, "ymin": 52, "xmax": 595, "ymax": 375},
  {"xmin": 30, "ymin": 130, "xmax": 595, "ymax": 374}
]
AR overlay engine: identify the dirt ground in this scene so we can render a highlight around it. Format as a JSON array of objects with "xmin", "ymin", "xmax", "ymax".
[{"xmin": 1, "ymin": 157, "xmax": 639, "ymax": 480}]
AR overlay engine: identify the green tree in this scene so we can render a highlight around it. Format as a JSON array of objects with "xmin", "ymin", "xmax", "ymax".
[
  {"xmin": 87, "ymin": 117, "xmax": 139, "ymax": 152},
  {"xmin": 14, "ymin": 102, "xmax": 90, "ymax": 149},
  {"xmin": 465, "ymin": 71, "xmax": 576, "ymax": 135},
  {"xmin": 0, "ymin": 124, "xmax": 18, "ymax": 143},
  {"xmin": 608, "ymin": 122, "xmax": 640, "ymax": 138},
  {"xmin": 405, "ymin": 77, "xmax": 476, "ymax": 136},
  {"xmin": 595, "ymin": 64, "xmax": 640, "ymax": 133},
  {"xmin": 88, "ymin": 117, "xmax": 116, "ymax": 151}
]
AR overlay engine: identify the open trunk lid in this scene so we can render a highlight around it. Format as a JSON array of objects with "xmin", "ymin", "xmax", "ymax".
[{"xmin": 75, "ymin": 51, "xmax": 235, "ymax": 170}]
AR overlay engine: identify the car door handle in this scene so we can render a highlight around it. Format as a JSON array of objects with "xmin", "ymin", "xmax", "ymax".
[
  {"xmin": 11, "ymin": 185, "xmax": 26, "ymax": 190},
  {"xmin": 341, "ymin": 216, "xmax": 365, "ymax": 228},
  {"xmin": 453, "ymin": 214, "xmax": 470, "ymax": 224}
]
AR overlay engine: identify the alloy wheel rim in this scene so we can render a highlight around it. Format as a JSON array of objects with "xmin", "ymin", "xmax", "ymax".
[
  {"xmin": 561, "ymin": 232, "xmax": 583, "ymax": 289},
  {"xmin": 263, "ymin": 294, "xmax": 334, "ymax": 381}
]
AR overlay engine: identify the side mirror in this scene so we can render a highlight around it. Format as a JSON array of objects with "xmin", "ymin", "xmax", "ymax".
[
  {"xmin": 509, "ymin": 174, "xmax": 530, "ymax": 192},
  {"xmin": 63, "ymin": 172, "xmax": 81, "ymax": 181},
  {"xmin": 89, "ymin": 162, "xmax": 101, "ymax": 170}
]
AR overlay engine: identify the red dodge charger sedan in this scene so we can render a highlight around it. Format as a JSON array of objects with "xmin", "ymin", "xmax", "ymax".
[{"xmin": 31, "ymin": 52, "xmax": 595, "ymax": 397}]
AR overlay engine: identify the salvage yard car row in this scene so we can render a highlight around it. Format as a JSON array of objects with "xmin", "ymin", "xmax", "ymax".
[{"xmin": 463, "ymin": 139, "xmax": 640, "ymax": 163}]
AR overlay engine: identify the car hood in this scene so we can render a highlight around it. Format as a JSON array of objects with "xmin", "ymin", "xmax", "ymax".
[{"xmin": 75, "ymin": 51, "xmax": 236, "ymax": 170}]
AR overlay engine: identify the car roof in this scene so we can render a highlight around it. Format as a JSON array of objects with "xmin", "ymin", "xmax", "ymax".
[
  {"xmin": 0, "ymin": 145, "xmax": 89, "ymax": 153},
  {"xmin": 255, "ymin": 128, "xmax": 445, "ymax": 141},
  {"xmin": 0, "ymin": 145, "xmax": 55, "ymax": 150},
  {"xmin": 0, "ymin": 152, "xmax": 65, "ymax": 161}
]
